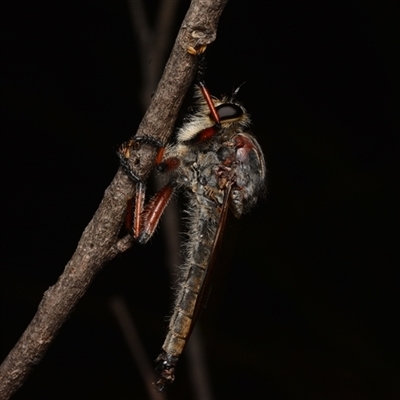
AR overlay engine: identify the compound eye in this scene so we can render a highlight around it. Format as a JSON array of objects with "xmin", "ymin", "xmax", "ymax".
[{"xmin": 215, "ymin": 104, "xmax": 243, "ymax": 122}]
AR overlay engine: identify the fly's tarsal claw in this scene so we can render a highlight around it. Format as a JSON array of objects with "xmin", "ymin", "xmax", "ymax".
[{"xmin": 137, "ymin": 231, "xmax": 150, "ymax": 245}]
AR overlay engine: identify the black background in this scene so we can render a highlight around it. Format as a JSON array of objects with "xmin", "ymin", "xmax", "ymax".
[{"xmin": 1, "ymin": 1, "xmax": 398, "ymax": 399}]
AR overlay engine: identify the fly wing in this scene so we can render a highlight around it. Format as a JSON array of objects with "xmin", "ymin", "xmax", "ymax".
[{"xmin": 189, "ymin": 183, "xmax": 232, "ymax": 334}]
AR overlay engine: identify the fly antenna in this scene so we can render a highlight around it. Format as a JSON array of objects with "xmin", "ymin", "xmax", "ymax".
[{"xmin": 233, "ymin": 81, "xmax": 246, "ymax": 97}]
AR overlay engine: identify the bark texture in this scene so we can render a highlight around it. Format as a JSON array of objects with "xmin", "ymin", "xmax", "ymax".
[{"xmin": 0, "ymin": 1, "xmax": 229, "ymax": 398}]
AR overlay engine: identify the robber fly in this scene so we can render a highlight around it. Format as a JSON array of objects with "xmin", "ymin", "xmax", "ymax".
[{"xmin": 118, "ymin": 50, "xmax": 266, "ymax": 391}]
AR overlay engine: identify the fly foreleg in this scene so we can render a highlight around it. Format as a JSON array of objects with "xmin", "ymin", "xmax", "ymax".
[
  {"xmin": 120, "ymin": 140, "xmax": 175, "ymax": 244},
  {"xmin": 133, "ymin": 183, "xmax": 173, "ymax": 244}
]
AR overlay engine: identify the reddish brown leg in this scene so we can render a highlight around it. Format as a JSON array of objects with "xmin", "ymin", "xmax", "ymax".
[
  {"xmin": 133, "ymin": 182, "xmax": 146, "ymax": 239},
  {"xmin": 136, "ymin": 184, "xmax": 174, "ymax": 244},
  {"xmin": 124, "ymin": 182, "xmax": 146, "ymax": 237},
  {"xmin": 126, "ymin": 146, "xmax": 179, "ymax": 244},
  {"xmin": 155, "ymin": 145, "xmax": 182, "ymax": 174},
  {"xmin": 125, "ymin": 197, "xmax": 135, "ymax": 233},
  {"xmin": 124, "ymin": 81, "xmax": 221, "ymax": 243}
]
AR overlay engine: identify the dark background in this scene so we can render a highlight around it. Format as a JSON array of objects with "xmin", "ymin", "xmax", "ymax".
[{"xmin": 1, "ymin": 1, "xmax": 398, "ymax": 399}]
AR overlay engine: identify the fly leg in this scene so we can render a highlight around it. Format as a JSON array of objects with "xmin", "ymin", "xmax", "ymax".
[
  {"xmin": 118, "ymin": 136, "xmax": 173, "ymax": 243},
  {"xmin": 123, "ymin": 143, "xmax": 179, "ymax": 244},
  {"xmin": 132, "ymin": 182, "xmax": 173, "ymax": 244}
]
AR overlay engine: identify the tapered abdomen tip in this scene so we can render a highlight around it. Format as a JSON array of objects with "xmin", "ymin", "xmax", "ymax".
[{"xmin": 154, "ymin": 351, "xmax": 179, "ymax": 391}]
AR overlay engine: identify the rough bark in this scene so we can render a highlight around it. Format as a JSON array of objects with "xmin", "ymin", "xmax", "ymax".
[{"xmin": 0, "ymin": 0, "xmax": 229, "ymax": 398}]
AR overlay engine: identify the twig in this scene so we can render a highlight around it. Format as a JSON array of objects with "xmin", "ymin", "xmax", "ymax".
[
  {"xmin": 128, "ymin": 1, "xmax": 214, "ymax": 398},
  {"xmin": 108, "ymin": 297, "xmax": 165, "ymax": 400},
  {"xmin": 121, "ymin": 3, "xmax": 183, "ymax": 399},
  {"xmin": 0, "ymin": 1, "xmax": 229, "ymax": 398},
  {"xmin": 128, "ymin": 0, "xmax": 180, "ymax": 106},
  {"xmin": 187, "ymin": 326, "xmax": 214, "ymax": 400}
]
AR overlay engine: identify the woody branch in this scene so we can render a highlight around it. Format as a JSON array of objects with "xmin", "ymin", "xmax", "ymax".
[{"xmin": 0, "ymin": 0, "xmax": 229, "ymax": 398}]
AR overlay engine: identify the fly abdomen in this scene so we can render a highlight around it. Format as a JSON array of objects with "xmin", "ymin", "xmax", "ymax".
[
  {"xmin": 155, "ymin": 262, "xmax": 207, "ymax": 390},
  {"xmin": 162, "ymin": 262, "xmax": 207, "ymax": 356},
  {"xmin": 155, "ymin": 200, "xmax": 219, "ymax": 389}
]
